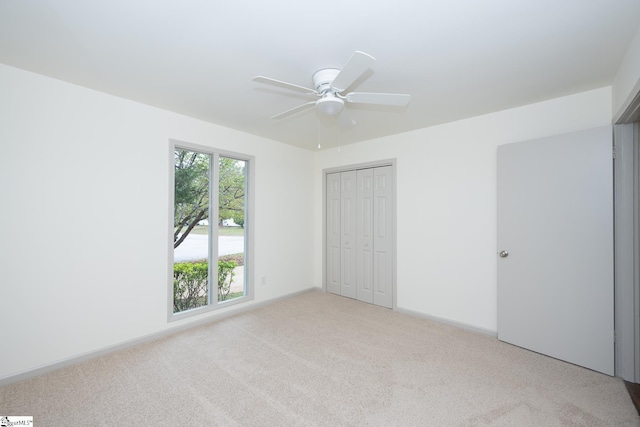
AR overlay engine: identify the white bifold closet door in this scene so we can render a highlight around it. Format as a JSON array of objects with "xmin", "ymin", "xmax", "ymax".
[{"xmin": 326, "ymin": 166, "xmax": 393, "ymax": 308}]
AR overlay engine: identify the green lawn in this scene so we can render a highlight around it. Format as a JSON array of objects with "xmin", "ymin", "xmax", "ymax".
[
  {"xmin": 219, "ymin": 291, "xmax": 244, "ymax": 302},
  {"xmin": 190, "ymin": 225, "xmax": 244, "ymax": 236}
]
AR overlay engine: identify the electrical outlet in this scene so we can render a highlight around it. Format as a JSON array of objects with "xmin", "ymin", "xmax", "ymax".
[{"xmin": 261, "ymin": 276, "xmax": 267, "ymax": 286}]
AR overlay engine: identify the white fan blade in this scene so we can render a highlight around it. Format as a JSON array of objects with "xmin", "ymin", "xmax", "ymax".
[
  {"xmin": 330, "ymin": 51, "xmax": 375, "ymax": 92},
  {"xmin": 253, "ymin": 76, "xmax": 318, "ymax": 95},
  {"xmin": 270, "ymin": 101, "xmax": 317, "ymax": 119},
  {"xmin": 345, "ymin": 92, "xmax": 410, "ymax": 106}
]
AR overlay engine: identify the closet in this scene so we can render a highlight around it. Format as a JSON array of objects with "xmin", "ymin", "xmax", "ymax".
[{"xmin": 326, "ymin": 165, "xmax": 393, "ymax": 308}]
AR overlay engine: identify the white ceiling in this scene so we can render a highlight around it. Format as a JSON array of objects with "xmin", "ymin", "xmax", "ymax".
[{"xmin": 1, "ymin": 1, "xmax": 639, "ymax": 150}]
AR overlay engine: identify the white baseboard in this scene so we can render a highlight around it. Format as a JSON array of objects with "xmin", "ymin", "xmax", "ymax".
[
  {"xmin": 394, "ymin": 306, "xmax": 498, "ymax": 338},
  {"xmin": 0, "ymin": 287, "xmax": 318, "ymax": 387}
]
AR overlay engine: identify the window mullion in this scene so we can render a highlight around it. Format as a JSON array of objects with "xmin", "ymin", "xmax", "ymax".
[{"xmin": 210, "ymin": 152, "xmax": 220, "ymax": 305}]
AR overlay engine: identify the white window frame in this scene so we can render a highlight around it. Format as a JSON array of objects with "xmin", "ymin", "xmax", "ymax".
[{"xmin": 168, "ymin": 139, "xmax": 255, "ymax": 321}]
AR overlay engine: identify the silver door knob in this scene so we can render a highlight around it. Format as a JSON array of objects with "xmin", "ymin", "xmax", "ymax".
[{"xmin": 499, "ymin": 250, "xmax": 509, "ymax": 258}]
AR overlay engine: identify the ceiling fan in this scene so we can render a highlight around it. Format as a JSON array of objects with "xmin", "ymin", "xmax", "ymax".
[{"xmin": 253, "ymin": 51, "xmax": 410, "ymax": 127}]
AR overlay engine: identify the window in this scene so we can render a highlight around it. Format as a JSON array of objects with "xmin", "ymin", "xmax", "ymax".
[{"xmin": 170, "ymin": 141, "xmax": 253, "ymax": 319}]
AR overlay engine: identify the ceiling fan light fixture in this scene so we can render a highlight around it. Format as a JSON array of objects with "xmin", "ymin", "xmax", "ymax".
[
  {"xmin": 254, "ymin": 51, "xmax": 410, "ymax": 125},
  {"xmin": 316, "ymin": 96, "xmax": 344, "ymax": 116}
]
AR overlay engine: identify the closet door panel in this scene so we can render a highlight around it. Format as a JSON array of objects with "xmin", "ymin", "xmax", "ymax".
[
  {"xmin": 340, "ymin": 171, "xmax": 357, "ymax": 299},
  {"xmin": 357, "ymin": 168, "xmax": 374, "ymax": 303},
  {"xmin": 373, "ymin": 166, "xmax": 393, "ymax": 308},
  {"xmin": 326, "ymin": 173, "xmax": 341, "ymax": 295}
]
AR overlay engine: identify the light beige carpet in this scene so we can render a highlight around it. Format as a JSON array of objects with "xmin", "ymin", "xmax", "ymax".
[{"xmin": 1, "ymin": 290, "xmax": 638, "ymax": 426}]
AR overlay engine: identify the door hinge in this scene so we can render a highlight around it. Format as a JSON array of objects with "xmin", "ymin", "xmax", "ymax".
[{"xmin": 612, "ymin": 147, "xmax": 617, "ymax": 159}]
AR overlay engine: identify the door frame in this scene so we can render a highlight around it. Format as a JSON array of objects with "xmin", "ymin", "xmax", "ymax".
[
  {"xmin": 614, "ymin": 78, "xmax": 640, "ymax": 382},
  {"xmin": 322, "ymin": 159, "xmax": 398, "ymax": 309},
  {"xmin": 613, "ymin": 122, "xmax": 640, "ymax": 382}
]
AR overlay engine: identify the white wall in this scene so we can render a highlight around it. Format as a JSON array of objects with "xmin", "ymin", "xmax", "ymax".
[
  {"xmin": 0, "ymin": 64, "xmax": 316, "ymax": 381},
  {"xmin": 314, "ymin": 87, "xmax": 612, "ymax": 333},
  {"xmin": 613, "ymin": 25, "xmax": 640, "ymax": 120}
]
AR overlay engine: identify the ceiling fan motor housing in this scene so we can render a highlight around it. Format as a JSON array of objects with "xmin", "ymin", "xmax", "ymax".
[
  {"xmin": 313, "ymin": 69, "xmax": 344, "ymax": 116},
  {"xmin": 313, "ymin": 68, "xmax": 341, "ymax": 94}
]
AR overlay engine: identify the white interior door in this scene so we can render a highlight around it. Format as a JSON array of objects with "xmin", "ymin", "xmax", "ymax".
[{"xmin": 497, "ymin": 126, "xmax": 614, "ymax": 375}]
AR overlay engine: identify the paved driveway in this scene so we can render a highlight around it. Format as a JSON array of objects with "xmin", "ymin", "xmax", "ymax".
[{"xmin": 174, "ymin": 234, "xmax": 244, "ymax": 262}]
